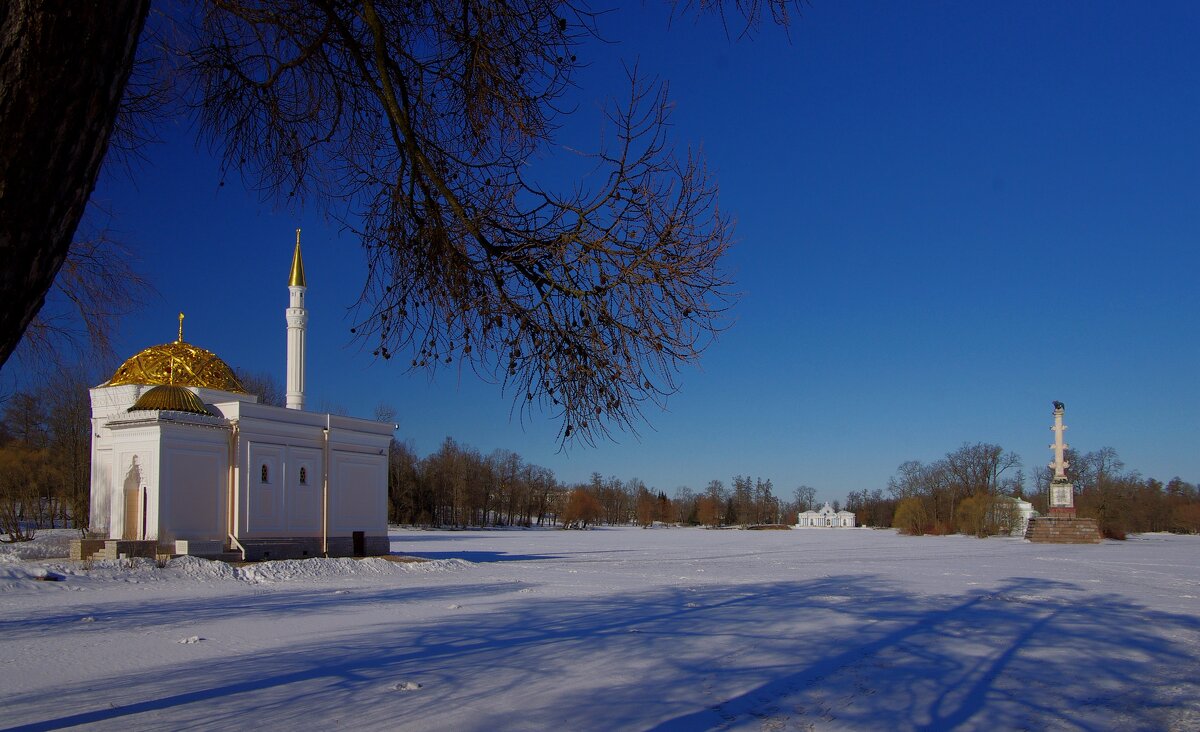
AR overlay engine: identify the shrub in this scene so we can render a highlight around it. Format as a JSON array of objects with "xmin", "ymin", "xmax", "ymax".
[
  {"xmin": 560, "ymin": 489, "xmax": 603, "ymax": 529},
  {"xmin": 954, "ymin": 495, "xmax": 989, "ymax": 537},
  {"xmin": 893, "ymin": 498, "xmax": 928, "ymax": 536}
]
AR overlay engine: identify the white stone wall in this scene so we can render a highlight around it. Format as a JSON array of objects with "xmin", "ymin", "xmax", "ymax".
[
  {"xmin": 89, "ymin": 384, "xmax": 391, "ymax": 547},
  {"xmin": 329, "ymin": 450, "xmax": 387, "ymax": 536},
  {"xmin": 88, "ymin": 385, "xmax": 143, "ymax": 533},
  {"xmin": 218, "ymin": 401, "xmax": 390, "ymax": 541},
  {"xmin": 159, "ymin": 424, "xmax": 228, "ymax": 542},
  {"xmin": 109, "ymin": 430, "xmax": 159, "ymax": 541}
]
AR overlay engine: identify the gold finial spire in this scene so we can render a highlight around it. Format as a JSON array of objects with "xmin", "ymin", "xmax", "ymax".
[
  {"xmin": 177, "ymin": 312, "xmax": 185, "ymax": 342},
  {"xmin": 289, "ymin": 228, "xmax": 306, "ymax": 287}
]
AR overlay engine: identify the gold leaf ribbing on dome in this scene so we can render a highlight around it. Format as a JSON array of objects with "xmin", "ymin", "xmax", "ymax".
[
  {"xmin": 103, "ymin": 317, "xmax": 246, "ymax": 393},
  {"xmin": 289, "ymin": 228, "xmax": 306, "ymax": 287},
  {"xmin": 128, "ymin": 384, "xmax": 214, "ymax": 416}
]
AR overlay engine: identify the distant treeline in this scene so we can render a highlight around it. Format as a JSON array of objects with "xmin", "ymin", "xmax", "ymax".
[
  {"xmin": 386, "ymin": 436, "xmax": 824, "ymax": 529},
  {"xmin": 0, "ymin": 377, "xmax": 92, "ymax": 541},
  {"xmin": 846, "ymin": 442, "xmax": 1200, "ymax": 539},
  {"xmin": 5, "ymin": 379, "xmax": 1196, "ymax": 542}
]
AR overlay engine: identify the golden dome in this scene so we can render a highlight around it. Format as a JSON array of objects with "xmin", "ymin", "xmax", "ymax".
[
  {"xmin": 105, "ymin": 315, "xmax": 245, "ymax": 393},
  {"xmin": 128, "ymin": 385, "xmax": 214, "ymax": 416}
]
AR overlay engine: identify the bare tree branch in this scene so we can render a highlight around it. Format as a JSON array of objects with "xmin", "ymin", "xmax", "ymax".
[
  {"xmin": 14, "ymin": 224, "xmax": 154, "ymax": 381},
  {"xmin": 184, "ymin": 0, "xmax": 770, "ymax": 445}
]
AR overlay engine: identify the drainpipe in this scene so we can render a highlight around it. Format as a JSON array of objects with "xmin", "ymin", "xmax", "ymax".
[{"xmin": 322, "ymin": 413, "xmax": 330, "ymax": 556}]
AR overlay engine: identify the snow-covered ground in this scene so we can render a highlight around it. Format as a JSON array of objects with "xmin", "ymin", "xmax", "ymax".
[{"xmin": 2, "ymin": 527, "xmax": 1198, "ymax": 731}]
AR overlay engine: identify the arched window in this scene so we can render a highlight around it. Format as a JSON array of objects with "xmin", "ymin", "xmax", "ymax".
[
  {"xmin": 261, "ymin": 464, "xmax": 269, "ymax": 483},
  {"xmin": 299, "ymin": 466, "xmax": 307, "ymax": 485}
]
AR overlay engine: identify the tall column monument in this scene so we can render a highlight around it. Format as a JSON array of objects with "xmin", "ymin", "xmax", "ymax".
[
  {"xmin": 1048, "ymin": 400, "xmax": 1075, "ymax": 517},
  {"xmin": 1025, "ymin": 400, "xmax": 1101, "ymax": 543}
]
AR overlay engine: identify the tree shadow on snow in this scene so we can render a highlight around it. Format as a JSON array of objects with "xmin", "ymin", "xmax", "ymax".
[
  {"xmin": 3, "ymin": 575, "xmax": 1198, "ymax": 731},
  {"xmin": 0, "ymin": 581, "xmax": 517, "ymax": 641}
]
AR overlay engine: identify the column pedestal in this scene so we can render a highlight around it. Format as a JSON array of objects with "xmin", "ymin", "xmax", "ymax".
[{"xmin": 1025, "ymin": 516, "xmax": 1102, "ymax": 543}]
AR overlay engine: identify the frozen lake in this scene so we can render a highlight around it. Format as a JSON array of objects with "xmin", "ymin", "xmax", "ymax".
[{"xmin": 2, "ymin": 527, "xmax": 1198, "ymax": 730}]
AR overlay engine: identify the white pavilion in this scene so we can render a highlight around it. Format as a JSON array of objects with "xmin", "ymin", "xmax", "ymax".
[
  {"xmin": 795, "ymin": 502, "xmax": 856, "ymax": 528},
  {"xmin": 81, "ymin": 233, "xmax": 391, "ymax": 560}
]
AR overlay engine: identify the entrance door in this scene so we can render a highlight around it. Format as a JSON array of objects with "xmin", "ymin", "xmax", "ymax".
[
  {"xmin": 120, "ymin": 457, "xmax": 143, "ymax": 540},
  {"xmin": 123, "ymin": 487, "xmax": 140, "ymax": 540}
]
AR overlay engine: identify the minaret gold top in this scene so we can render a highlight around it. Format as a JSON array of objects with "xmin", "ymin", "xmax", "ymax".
[
  {"xmin": 177, "ymin": 312, "xmax": 185, "ymax": 342},
  {"xmin": 289, "ymin": 228, "xmax": 306, "ymax": 287}
]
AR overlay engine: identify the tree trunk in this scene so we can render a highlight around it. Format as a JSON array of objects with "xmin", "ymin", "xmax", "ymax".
[{"xmin": 0, "ymin": 1, "xmax": 149, "ymax": 367}]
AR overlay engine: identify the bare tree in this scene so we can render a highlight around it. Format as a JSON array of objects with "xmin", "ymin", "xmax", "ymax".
[
  {"xmin": 42, "ymin": 374, "xmax": 93, "ymax": 528},
  {"xmin": 386, "ymin": 438, "xmax": 423, "ymax": 524},
  {"xmin": 187, "ymin": 1, "xmax": 746, "ymax": 445},
  {"xmin": 234, "ymin": 368, "xmax": 286, "ymax": 407},
  {"xmin": 2, "ymin": 0, "xmax": 797, "ymax": 445},
  {"xmin": 943, "ymin": 442, "xmax": 1021, "ymax": 523},
  {"xmin": 943, "ymin": 442, "xmax": 1021, "ymax": 497},
  {"xmin": 560, "ymin": 487, "xmax": 602, "ymax": 529},
  {"xmin": 634, "ymin": 481, "xmax": 656, "ymax": 526},
  {"xmin": 0, "ymin": 444, "xmax": 60, "ymax": 542},
  {"xmin": 696, "ymin": 494, "xmax": 721, "ymax": 528},
  {"xmin": 793, "ymin": 484, "xmax": 816, "ymax": 513},
  {"xmin": 14, "ymin": 229, "xmax": 153, "ymax": 379}
]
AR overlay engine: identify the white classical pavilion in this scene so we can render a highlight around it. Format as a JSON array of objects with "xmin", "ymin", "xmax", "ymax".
[
  {"xmin": 992, "ymin": 495, "xmax": 1038, "ymax": 536},
  {"xmin": 795, "ymin": 502, "xmax": 856, "ymax": 528},
  {"xmin": 83, "ymin": 232, "xmax": 391, "ymax": 560}
]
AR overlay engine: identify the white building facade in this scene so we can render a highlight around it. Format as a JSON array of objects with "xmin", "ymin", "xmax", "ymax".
[
  {"xmin": 85, "ymin": 236, "xmax": 391, "ymax": 560},
  {"xmin": 795, "ymin": 502, "xmax": 856, "ymax": 528}
]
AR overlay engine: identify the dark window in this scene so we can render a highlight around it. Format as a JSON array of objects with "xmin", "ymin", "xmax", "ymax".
[
  {"xmin": 261, "ymin": 464, "xmax": 269, "ymax": 483},
  {"xmin": 299, "ymin": 466, "xmax": 307, "ymax": 485}
]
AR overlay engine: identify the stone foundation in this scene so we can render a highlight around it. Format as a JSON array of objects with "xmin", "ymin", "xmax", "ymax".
[
  {"xmin": 78, "ymin": 540, "xmax": 160, "ymax": 560},
  {"xmin": 69, "ymin": 539, "xmax": 107, "ymax": 560},
  {"xmin": 71, "ymin": 534, "xmax": 392, "ymax": 562},
  {"xmin": 232, "ymin": 534, "xmax": 391, "ymax": 561},
  {"xmin": 1025, "ymin": 516, "xmax": 1102, "ymax": 544},
  {"xmin": 325, "ymin": 534, "xmax": 390, "ymax": 558}
]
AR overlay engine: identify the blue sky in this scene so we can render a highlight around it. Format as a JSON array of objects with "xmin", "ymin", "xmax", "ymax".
[{"xmin": 23, "ymin": 1, "xmax": 1200, "ymax": 502}]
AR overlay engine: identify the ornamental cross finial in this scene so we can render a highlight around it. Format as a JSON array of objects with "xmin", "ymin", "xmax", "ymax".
[
  {"xmin": 296, "ymin": 228, "xmax": 301, "ymax": 246},
  {"xmin": 178, "ymin": 312, "xmax": 185, "ymax": 342}
]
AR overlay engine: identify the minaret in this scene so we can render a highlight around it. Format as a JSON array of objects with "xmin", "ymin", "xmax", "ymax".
[{"xmin": 286, "ymin": 229, "xmax": 307, "ymax": 410}]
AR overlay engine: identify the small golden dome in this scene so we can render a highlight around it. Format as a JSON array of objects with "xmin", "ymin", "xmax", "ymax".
[
  {"xmin": 128, "ymin": 385, "xmax": 214, "ymax": 416},
  {"xmin": 105, "ymin": 339, "xmax": 246, "ymax": 392}
]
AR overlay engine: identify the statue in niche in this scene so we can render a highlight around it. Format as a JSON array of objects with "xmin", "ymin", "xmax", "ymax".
[{"xmin": 122, "ymin": 457, "xmax": 143, "ymax": 540}]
